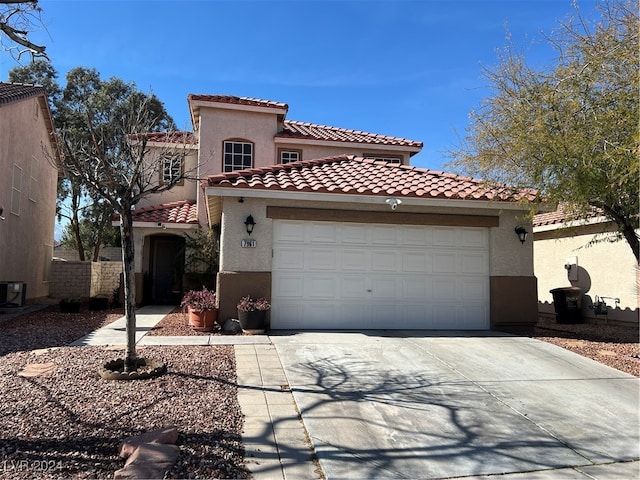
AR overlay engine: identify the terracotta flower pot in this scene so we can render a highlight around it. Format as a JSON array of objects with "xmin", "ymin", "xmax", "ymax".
[{"xmin": 188, "ymin": 308, "xmax": 218, "ymax": 332}]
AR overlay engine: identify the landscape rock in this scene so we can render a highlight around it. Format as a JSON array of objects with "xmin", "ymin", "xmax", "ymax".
[
  {"xmin": 119, "ymin": 426, "xmax": 178, "ymax": 458},
  {"xmin": 114, "ymin": 443, "xmax": 179, "ymax": 479},
  {"xmin": 223, "ymin": 318, "xmax": 243, "ymax": 335}
]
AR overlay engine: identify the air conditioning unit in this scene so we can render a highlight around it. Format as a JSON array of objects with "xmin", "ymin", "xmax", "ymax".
[{"xmin": 0, "ymin": 282, "xmax": 27, "ymax": 307}]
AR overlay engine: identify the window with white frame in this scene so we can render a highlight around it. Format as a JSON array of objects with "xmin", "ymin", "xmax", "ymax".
[
  {"xmin": 279, "ymin": 149, "xmax": 301, "ymax": 164},
  {"xmin": 162, "ymin": 154, "xmax": 183, "ymax": 184},
  {"xmin": 29, "ymin": 155, "xmax": 38, "ymax": 202},
  {"xmin": 11, "ymin": 164, "xmax": 22, "ymax": 215},
  {"xmin": 223, "ymin": 140, "xmax": 253, "ymax": 172}
]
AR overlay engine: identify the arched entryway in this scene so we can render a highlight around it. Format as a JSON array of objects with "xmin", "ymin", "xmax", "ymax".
[{"xmin": 148, "ymin": 234, "xmax": 185, "ymax": 305}]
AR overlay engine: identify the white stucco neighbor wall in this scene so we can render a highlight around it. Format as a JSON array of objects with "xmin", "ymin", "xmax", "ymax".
[{"xmin": 535, "ymin": 225, "xmax": 639, "ymax": 323}]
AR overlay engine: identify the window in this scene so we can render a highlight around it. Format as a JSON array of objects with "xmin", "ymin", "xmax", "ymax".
[
  {"xmin": 279, "ymin": 149, "xmax": 301, "ymax": 164},
  {"xmin": 161, "ymin": 154, "xmax": 183, "ymax": 184},
  {"xmin": 365, "ymin": 155, "xmax": 403, "ymax": 165},
  {"xmin": 224, "ymin": 140, "xmax": 253, "ymax": 172},
  {"xmin": 11, "ymin": 164, "xmax": 22, "ymax": 215},
  {"xmin": 29, "ymin": 155, "xmax": 38, "ymax": 202}
]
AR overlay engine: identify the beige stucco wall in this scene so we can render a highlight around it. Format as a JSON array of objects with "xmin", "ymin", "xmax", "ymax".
[
  {"xmin": 0, "ymin": 96, "xmax": 57, "ymax": 299},
  {"xmin": 135, "ymin": 149, "xmax": 199, "ymax": 209},
  {"xmin": 534, "ymin": 224, "xmax": 639, "ymax": 323},
  {"xmin": 217, "ymin": 195, "xmax": 536, "ymax": 326},
  {"xmin": 219, "ymin": 197, "xmax": 535, "ymax": 276},
  {"xmin": 197, "ymin": 108, "xmax": 280, "ymax": 176}
]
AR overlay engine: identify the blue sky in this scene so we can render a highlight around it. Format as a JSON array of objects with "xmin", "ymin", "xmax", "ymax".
[{"xmin": 2, "ymin": 0, "xmax": 599, "ymax": 171}]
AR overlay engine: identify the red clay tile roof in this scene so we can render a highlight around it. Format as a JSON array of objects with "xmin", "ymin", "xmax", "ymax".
[
  {"xmin": 279, "ymin": 120, "xmax": 423, "ymax": 149},
  {"xmin": 206, "ymin": 155, "xmax": 537, "ymax": 202},
  {"xmin": 188, "ymin": 94, "xmax": 288, "ymax": 111},
  {"xmin": 533, "ymin": 204, "xmax": 603, "ymax": 227},
  {"xmin": 0, "ymin": 82, "xmax": 46, "ymax": 104},
  {"xmin": 125, "ymin": 200, "xmax": 199, "ymax": 224}
]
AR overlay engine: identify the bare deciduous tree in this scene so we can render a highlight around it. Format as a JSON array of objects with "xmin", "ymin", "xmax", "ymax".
[{"xmin": 0, "ymin": 0, "xmax": 47, "ymax": 60}]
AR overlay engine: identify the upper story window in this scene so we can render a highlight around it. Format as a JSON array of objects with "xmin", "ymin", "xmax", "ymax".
[
  {"xmin": 224, "ymin": 140, "xmax": 253, "ymax": 172},
  {"xmin": 279, "ymin": 149, "xmax": 301, "ymax": 164},
  {"xmin": 161, "ymin": 154, "xmax": 184, "ymax": 185},
  {"xmin": 366, "ymin": 155, "xmax": 403, "ymax": 165}
]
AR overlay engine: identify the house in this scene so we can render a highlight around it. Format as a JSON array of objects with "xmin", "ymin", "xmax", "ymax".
[
  {"xmin": 534, "ymin": 205, "xmax": 639, "ymax": 325},
  {"xmin": 0, "ymin": 83, "xmax": 59, "ymax": 304},
  {"xmin": 129, "ymin": 94, "xmax": 539, "ymax": 329}
]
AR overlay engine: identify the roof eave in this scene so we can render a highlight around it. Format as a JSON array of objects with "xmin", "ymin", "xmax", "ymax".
[
  {"xmin": 204, "ymin": 186, "xmax": 533, "ymax": 211},
  {"xmin": 273, "ymin": 136, "xmax": 422, "ymax": 153}
]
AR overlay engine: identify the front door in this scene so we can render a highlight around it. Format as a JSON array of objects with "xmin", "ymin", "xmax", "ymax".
[{"xmin": 151, "ymin": 235, "xmax": 185, "ymax": 304}]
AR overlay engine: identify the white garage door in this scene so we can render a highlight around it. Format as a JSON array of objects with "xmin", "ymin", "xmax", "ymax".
[{"xmin": 271, "ymin": 220, "xmax": 490, "ymax": 330}]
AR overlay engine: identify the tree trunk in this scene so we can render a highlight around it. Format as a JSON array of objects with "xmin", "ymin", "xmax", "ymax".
[
  {"xmin": 119, "ymin": 206, "xmax": 137, "ymax": 372},
  {"xmin": 71, "ymin": 192, "xmax": 85, "ymax": 261}
]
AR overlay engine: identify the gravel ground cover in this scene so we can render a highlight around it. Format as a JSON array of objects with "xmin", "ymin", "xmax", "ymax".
[
  {"xmin": 0, "ymin": 303, "xmax": 637, "ymax": 478},
  {"xmin": 0, "ymin": 305, "xmax": 248, "ymax": 479},
  {"xmin": 146, "ymin": 307, "xmax": 215, "ymax": 336}
]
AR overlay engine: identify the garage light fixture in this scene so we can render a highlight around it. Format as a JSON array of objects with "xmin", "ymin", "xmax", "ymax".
[
  {"xmin": 385, "ymin": 198, "xmax": 402, "ymax": 211},
  {"xmin": 244, "ymin": 214, "xmax": 256, "ymax": 235},
  {"xmin": 515, "ymin": 226, "xmax": 528, "ymax": 244}
]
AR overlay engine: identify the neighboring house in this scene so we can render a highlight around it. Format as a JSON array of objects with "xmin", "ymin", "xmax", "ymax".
[
  {"xmin": 129, "ymin": 94, "xmax": 539, "ymax": 329},
  {"xmin": 0, "ymin": 83, "xmax": 59, "ymax": 303},
  {"xmin": 534, "ymin": 206, "xmax": 639, "ymax": 326}
]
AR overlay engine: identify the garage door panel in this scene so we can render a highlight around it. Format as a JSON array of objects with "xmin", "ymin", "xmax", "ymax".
[
  {"xmin": 273, "ymin": 221, "xmax": 305, "ymax": 243},
  {"xmin": 341, "ymin": 277, "xmax": 369, "ymax": 298},
  {"xmin": 403, "ymin": 278, "xmax": 430, "ymax": 299},
  {"xmin": 401, "ymin": 226, "xmax": 430, "ymax": 246},
  {"xmin": 274, "ymin": 247, "xmax": 304, "ymax": 269},
  {"xmin": 433, "ymin": 253, "xmax": 458, "ymax": 274},
  {"xmin": 432, "ymin": 227, "xmax": 457, "ymax": 247},
  {"xmin": 272, "ymin": 274, "xmax": 304, "ymax": 298},
  {"xmin": 402, "ymin": 251, "xmax": 429, "ymax": 272},
  {"xmin": 461, "ymin": 253, "xmax": 489, "ymax": 275},
  {"xmin": 462, "ymin": 279, "xmax": 487, "ymax": 300},
  {"xmin": 306, "ymin": 248, "xmax": 337, "ymax": 270},
  {"xmin": 372, "ymin": 250, "xmax": 398, "ymax": 272},
  {"xmin": 460, "ymin": 228, "xmax": 488, "ymax": 248},
  {"xmin": 372, "ymin": 225, "xmax": 398, "ymax": 245},
  {"xmin": 342, "ymin": 249, "xmax": 369, "ymax": 271},
  {"xmin": 309, "ymin": 223, "xmax": 337, "ymax": 243},
  {"xmin": 272, "ymin": 220, "xmax": 489, "ymax": 330},
  {"xmin": 341, "ymin": 224, "xmax": 368, "ymax": 244},
  {"xmin": 371, "ymin": 277, "xmax": 398, "ymax": 298}
]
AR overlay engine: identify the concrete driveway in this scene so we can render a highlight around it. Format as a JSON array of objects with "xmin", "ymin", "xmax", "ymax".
[{"xmin": 271, "ymin": 331, "xmax": 639, "ymax": 479}]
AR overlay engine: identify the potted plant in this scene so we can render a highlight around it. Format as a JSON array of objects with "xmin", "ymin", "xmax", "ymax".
[
  {"xmin": 60, "ymin": 298, "xmax": 81, "ymax": 313},
  {"xmin": 181, "ymin": 287, "xmax": 218, "ymax": 332},
  {"xmin": 237, "ymin": 295, "xmax": 270, "ymax": 331}
]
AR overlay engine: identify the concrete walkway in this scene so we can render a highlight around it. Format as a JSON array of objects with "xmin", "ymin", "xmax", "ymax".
[{"xmin": 67, "ymin": 305, "xmax": 319, "ymax": 480}]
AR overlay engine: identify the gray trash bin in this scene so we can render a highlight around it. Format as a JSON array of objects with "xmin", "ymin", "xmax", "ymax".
[{"xmin": 549, "ymin": 287, "xmax": 583, "ymax": 324}]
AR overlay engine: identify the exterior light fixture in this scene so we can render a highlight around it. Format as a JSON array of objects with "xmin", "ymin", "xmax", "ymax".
[
  {"xmin": 385, "ymin": 198, "xmax": 402, "ymax": 211},
  {"xmin": 515, "ymin": 226, "xmax": 528, "ymax": 244},
  {"xmin": 244, "ymin": 214, "xmax": 256, "ymax": 235}
]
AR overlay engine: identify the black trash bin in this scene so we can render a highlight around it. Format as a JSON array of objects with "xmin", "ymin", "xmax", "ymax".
[{"xmin": 550, "ymin": 287, "xmax": 583, "ymax": 324}]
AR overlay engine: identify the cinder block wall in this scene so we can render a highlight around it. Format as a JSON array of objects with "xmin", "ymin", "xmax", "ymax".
[{"xmin": 50, "ymin": 260, "xmax": 122, "ymax": 300}]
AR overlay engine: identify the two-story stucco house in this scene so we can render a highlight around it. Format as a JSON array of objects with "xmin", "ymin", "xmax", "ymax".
[
  {"xmin": 0, "ymin": 83, "xmax": 59, "ymax": 304},
  {"xmin": 129, "ymin": 94, "xmax": 539, "ymax": 329}
]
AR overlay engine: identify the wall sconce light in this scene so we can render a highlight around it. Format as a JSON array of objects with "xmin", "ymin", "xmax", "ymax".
[
  {"xmin": 515, "ymin": 226, "xmax": 528, "ymax": 244},
  {"xmin": 0, "ymin": 205, "xmax": 4, "ymax": 220},
  {"xmin": 244, "ymin": 214, "xmax": 256, "ymax": 235},
  {"xmin": 385, "ymin": 198, "xmax": 402, "ymax": 211}
]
